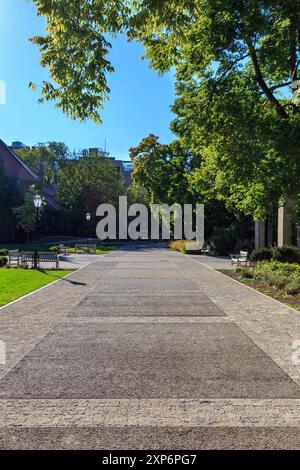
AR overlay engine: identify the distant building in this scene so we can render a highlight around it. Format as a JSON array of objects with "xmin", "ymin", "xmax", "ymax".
[
  {"xmin": 88, "ymin": 147, "xmax": 109, "ymax": 159},
  {"xmin": 86, "ymin": 147, "xmax": 133, "ymax": 187},
  {"xmin": 0, "ymin": 138, "xmax": 61, "ymax": 210},
  {"xmin": 110, "ymin": 158, "xmax": 133, "ymax": 187},
  {"xmin": 112, "ymin": 159, "xmax": 125, "ymax": 175},
  {"xmin": 123, "ymin": 161, "xmax": 133, "ymax": 171},
  {"xmin": 122, "ymin": 162, "xmax": 134, "ymax": 186}
]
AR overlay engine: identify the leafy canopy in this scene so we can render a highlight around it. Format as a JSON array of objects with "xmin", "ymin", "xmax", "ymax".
[
  {"xmin": 57, "ymin": 152, "xmax": 126, "ymax": 220},
  {"xmin": 30, "ymin": 1, "xmax": 300, "ymax": 121},
  {"xmin": 129, "ymin": 134, "xmax": 191, "ymax": 205},
  {"xmin": 12, "ymin": 185, "xmax": 45, "ymax": 236},
  {"xmin": 16, "ymin": 142, "xmax": 70, "ymax": 184},
  {"xmin": 30, "ymin": 1, "xmax": 300, "ymax": 218}
]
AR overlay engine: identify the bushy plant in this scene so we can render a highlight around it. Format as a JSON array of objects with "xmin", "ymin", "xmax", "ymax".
[
  {"xmin": 250, "ymin": 248, "xmax": 273, "ymax": 262},
  {"xmin": 209, "ymin": 228, "xmax": 238, "ymax": 256},
  {"xmin": 169, "ymin": 240, "xmax": 188, "ymax": 253},
  {"xmin": 0, "ymin": 256, "xmax": 8, "ymax": 266},
  {"xmin": 285, "ymin": 278, "xmax": 300, "ymax": 296},
  {"xmin": 264, "ymin": 272, "xmax": 289, "ymax": 291},
  {"xmin": 233, "ymin": 239, "xmax": 254, "ymax": 254},
  {"xmin": 49, "ymin": 246, "xmax": 60, "ymax": 253},
  {"xmin": 250, "ymin": 246, "xmax": 300, "ymax": 264},
  {"xmin": 0, "ymin": 248, "xmax": 9, "ymax": 256},
  {"xmin": 261, "ymin": 261, "xmax": 300, "ymax": 276},
  {"xmin": 241, "ymin": 261, "xmax": 300, "ymax": 295},
  {"xmin": 272, "ymin": 245, "xmax": 300, "ymax": 264},
  {"xmin": 240, "ymin": 269, "xmax": 254, "ymax": 279}
]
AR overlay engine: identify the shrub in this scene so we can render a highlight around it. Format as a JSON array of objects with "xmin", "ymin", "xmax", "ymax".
[
  {"xmin": 240, "ymin": 269, "xmax": 254, "ymax": 279},
  {"xmin": 242, "ymin": 261, "xmax": 300, "ymax": 295},
  {"xmin": 262, "ymin": 261, "xmax": 299, "ymax": 274},
  {"xmin": 169, "ymin": 240, "xmax": 187, "ymax": 254},
  {"xmin": 233, "ymin": 239, "xmax": 254, "ymax": 254},
  {"xmin": 250, "ymin": 248, "xmax": 273, "ymax": 262},
  {"xmin": 250, "ymin": 246, "xmax": 300, "ymax": 264},
  {"xmin": 49, "ymin": 246, "xmax": 60, "ymax": 253},
  {"xmin": 264, "ymin": 272, "xmax": 289, "ymax": 291},
  {"xmin": 209, "ymin": 227, "xmax": 238, "ymax": 256},
  {"xmin": 0, "ymin": 248, "xmax": 9, "ymax": 256},
  {"xmin": 0, "ymin": 256, "xmax": 8, "ymax": 267},
  {"xmin": 272, "ymin": 245, "xmax": 300, "ymax": 264},
  {"xmin": 286, "ymin": 278, "xmax": 300, "ymax": 296}
]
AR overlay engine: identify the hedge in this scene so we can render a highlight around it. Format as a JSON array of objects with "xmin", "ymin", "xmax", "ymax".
[
  {"xmin": 251, "ymin": 245, "xmax": 300, "ymax": 264},
  {"xmin": 272, "ymin": 245, "xmax": 300, "ymax": 264},
  {"xmin": 0, "ymin": 256, "xmax": 8, "ymax": 267},
  {"xmin": 250, "ymin": 247, "xmax": 273, "ymax": 262}
]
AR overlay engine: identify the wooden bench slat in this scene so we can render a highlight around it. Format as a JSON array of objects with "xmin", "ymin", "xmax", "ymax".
[
  {"xmin": 230, "ymin": 251, "xmax": 249, "ymax": 267},
  {"xmin": 21, "ymin": 252, "xmax": 59, "ymax": 269},
  {"xmin": 75, "ymin": 244, "xmax": 97, "ymax": 254}
]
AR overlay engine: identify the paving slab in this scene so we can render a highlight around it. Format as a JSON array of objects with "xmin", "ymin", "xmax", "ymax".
[
  {"xmin": 178, "ymin": 257, "xmax": 300, "ymax": 387},
  {"xmin": 92, "ymin": 278, "xmax": 197, "ymax": 292},
  {"xmin": 0, "ymin": 323, "xmax": 299, "ymax": 399},
  {"xmin": 70, "ymin": 293, "xmax": 225, "ymax": 317},
  {"xmin": 189, "ymin": 255, "xmax": 235, "ymax": 271},
  {"xmin": 0, "ymin": 265, "xmax": 116, "ymax": 381},
  {"xmin": 2, "ymin": 426, "xmax": 300, "ymax": 450},
  {"xmin": 115, "ymin": 263, "xmax": 179, "ymax": 269},
  {"xmin": 108, "ymin": 269, "xmax": 183, "ymax": 279},
  {"xmin": 110, "ymin": 255, "xmax": 179, "ymax": 260}
]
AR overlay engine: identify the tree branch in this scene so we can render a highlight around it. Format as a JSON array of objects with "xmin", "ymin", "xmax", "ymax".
[
  {"xmin": 290, "ymin": 20, "xmax": 297, "ymax": 82},
  {"xmin": 216, "ymin": 53, "xmax": 251, "ymax": 83},
  {"xmin": 247, "ymin": 40, "xmax": 288, "ymax": 119},
  {"xmin": 207, "ymin": 53, "xmax": 251, "ymax": 101},
  {"xmin": 270, "ymin": 81, "xmax": 292, "ymax": 92}
]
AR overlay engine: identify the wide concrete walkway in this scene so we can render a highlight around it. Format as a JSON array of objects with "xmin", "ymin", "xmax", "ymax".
[{"xmin": 1, "ymin": 243, "xmax": 300, "ymax": 449}]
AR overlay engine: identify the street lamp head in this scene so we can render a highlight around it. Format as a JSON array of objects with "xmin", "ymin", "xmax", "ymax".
[
  {"xmin": 86, "ymin": 212, "xmax": 91, "ymax": 221},
  {"xmin": 33, "ymin": 194, "xmax": 42, "ymax": 209}
]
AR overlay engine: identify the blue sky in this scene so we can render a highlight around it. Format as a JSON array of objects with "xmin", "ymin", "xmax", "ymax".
[{"xmin": 0, "ymin": 0, "xmax": 176, "ymax": 160}]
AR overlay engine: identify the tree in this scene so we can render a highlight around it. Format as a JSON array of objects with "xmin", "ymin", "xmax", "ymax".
[
  {"xmin": 12, "ymin": 186, "xmax": 45, "ymax": 243},
  {"xmin": 129, "ymin": 134, "xmax": 191, "ymax": 205},
  {"xmin": 29, "ymin": 1, "xmax": 300, "ymax": 118},
  {"xmin": 172, "ymin": 70, "xmax": 300, "ymax": 219},
  {"xmin": 29, "ymin": 1, "xmax": 300, "ymax": 219},
  {"xmin": 133, "ymin": 0, "xmax": 300, "ymax": 218},
  {"xmin": 16, "ymin": 142, "xmax": 70, "ymax": 185},
  {"xmin": 29, "ymin": 0, "xmax": 197, "ymax": 121},
  {"xmin": 134, "ymin": 0, "xmax": 300, "ymax": 219},
  {"xmin": 57, "ymin": 153, "xmax": 127, "ymax": 228},
  {"xmin": 130, "ymin": 133, "xmax": 237, "ymax": 238},
  {"xmin": 29, "ymin": 0, "xmax": 130, "ymax": 123}
]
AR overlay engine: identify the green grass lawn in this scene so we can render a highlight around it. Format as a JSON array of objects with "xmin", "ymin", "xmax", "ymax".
[
  {"xmin": 0, "ymin": 269, "xmax": 72, "ymax": 307},
  {"xmin": 67, "ymin": 245, "xmax": 118, "ymax": 254},
  {"xmin": 0, "ymin": 244, "xmax": 120, "ymax": 254}
]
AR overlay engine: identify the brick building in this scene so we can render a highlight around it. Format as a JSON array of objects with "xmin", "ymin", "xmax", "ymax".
[{"xmin": 0, "ymin": 138, "xmax": 61, "ymax": 210}]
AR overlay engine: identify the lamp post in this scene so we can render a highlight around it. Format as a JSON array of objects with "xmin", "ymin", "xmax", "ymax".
[
  {"xmin": 85, "ymin": 212, "xmax": 91, "ymax": 243},
  {"xmin": 33, "ymin": 195, "xmax": 42, "ymax": 269}
]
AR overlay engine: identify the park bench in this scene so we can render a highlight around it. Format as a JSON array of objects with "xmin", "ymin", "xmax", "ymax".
[
  {"xmin": 230, "ymin": 250, "xmax": 249, "ymax": 267},
  {"xmin": 20, "ymin": 252, "xmax": 36, "ymax": 268},
  {"xmin": 21, "ymin": 252, "xmax": 59, "ymax": 269},
  {"xmin": 59, "ymin": 244, "xmax": 69, "ymax": 256},
  {"xmin": 8, "ymin": 250, "xmax": 21, "ymax": 266},
  {"xmin": 201, "ymin": 244, "xmax": 211, "ymax": 256},
  {"xmin": 75, "ymin": 244, "xmax": 97, "ymax": 254}
]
